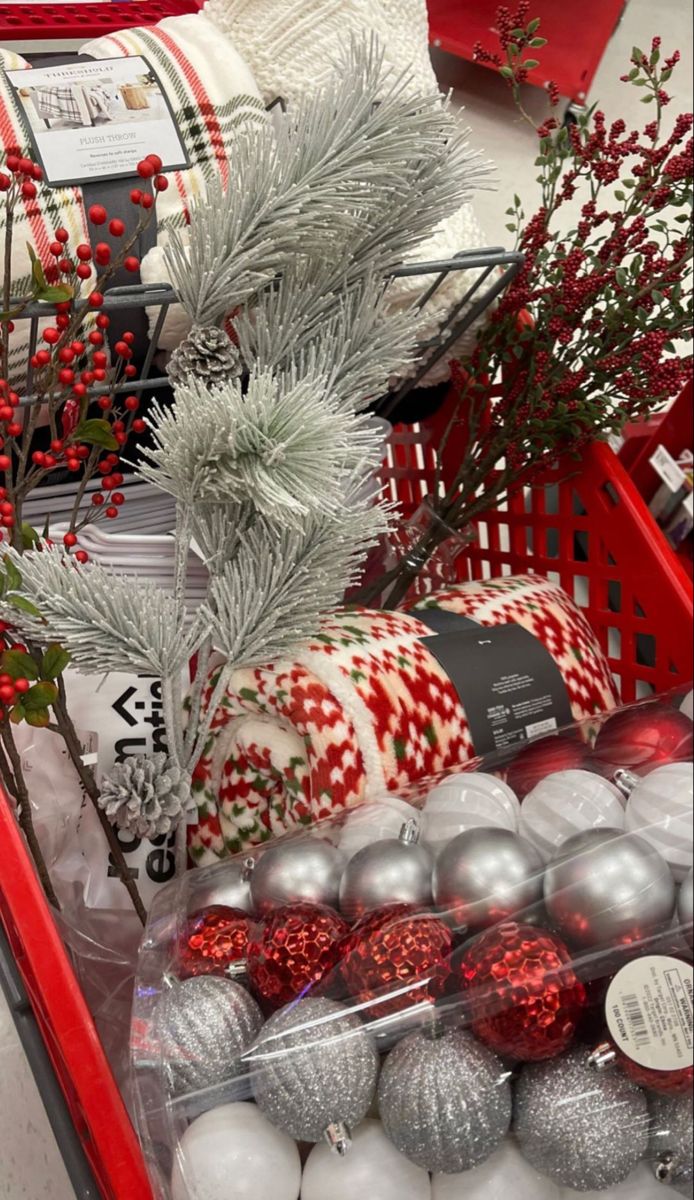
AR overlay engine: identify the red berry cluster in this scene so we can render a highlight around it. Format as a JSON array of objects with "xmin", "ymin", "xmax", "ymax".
[
  {"xmin": 0, "ymin": 153, "xmax": 43, "ymax": 200},
  {"xmin": 450, "ymin": 23, "xmax": 692, "ymax": 481},
  {"xmin": 0, "ymin": 148, "xmax": 168, "ymax": 561}
]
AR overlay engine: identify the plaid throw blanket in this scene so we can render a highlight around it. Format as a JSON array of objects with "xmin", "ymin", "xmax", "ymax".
[
  {"xmin": 188, "ymin": 575, "xmax": 619, "ymax": 863},
  {"xmin": 1, "ymin": 15, "xmax": 265, "ymax": 387},
  {"xmin": 33, "ymin": 85, "xmax": 83, "ymax": 123}
]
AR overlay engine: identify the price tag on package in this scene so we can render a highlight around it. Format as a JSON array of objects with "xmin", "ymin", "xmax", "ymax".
[{"xmin": 649, "ymin": 445, "xmax": 687, "ymax": 494}]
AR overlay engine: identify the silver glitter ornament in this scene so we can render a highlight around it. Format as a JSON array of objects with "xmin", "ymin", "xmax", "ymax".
[
  {"xmin": 378, "ymin": 1029, "xmax": 512, "ymax": 1174},
  {"xmin": 514, "ymin": 1046, "xmax": 650, "ymax": 1191},
  {"xmin": 339, "ymin": 820, "xmax": 433, "ymax": 921},
  {"xmin": 432, "ymin": 827, "xmax": 543, "ymax": 931},
  {"xmin": 156, "ymin": 976, "xmax": 263, "ymax": 1099},
  {"xmin": 544, "ymin": 828, "xmax": 676, "ymax": 948},
  {"xmin": 248, "ymin": 997, "xmax": 379, "ymax": 1146},
  {"xmin": 188, "ymin": 857, "xmax": 255, "ymax": 915},
  {"xmin": 250, "ymin": 838, "xmax": 343, "ymax": 915},
  {"xmin": 679, "ymin": 868, "xmax": 694, "ymax": 945},
  {"xmin": 649, "ymin": 1092, "xmax": 693, "ymax": 1189}
]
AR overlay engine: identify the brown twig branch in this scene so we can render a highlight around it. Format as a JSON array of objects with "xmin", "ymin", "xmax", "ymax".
[{"xmin": 0, "ymin": 720, "xmax": 61, "ymax": 910}]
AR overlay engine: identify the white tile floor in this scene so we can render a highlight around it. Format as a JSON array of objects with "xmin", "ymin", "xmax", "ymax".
[{"xmin": 1, "ymin": 0, "xmax": 692, "ymax": 1195}]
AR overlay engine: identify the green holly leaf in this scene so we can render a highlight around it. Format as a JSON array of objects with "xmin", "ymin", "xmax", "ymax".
[
  {"xmin": 20, "ymin": 523, "xmax": 40, "ymax": 550},
  {"xmin": 0, "ymin": 649, "xmax": 39, "ymax": 681},
  {"xmin": 41, "ymin": 644, "xmax": 70, "ymax": 680},
  {"xmin": 8, "ymin": 594, "xmax": 42, "ymax": 618},
  {"xmin": 23, "ymin": 680, "xmax": 58, "ymax": 712},
  {"xmin": 527, "ymin": 16, "xmax": 541, "ymax": 33},
  {"xmin": 523, "ymin": 59, "xmax": 540, "ymax": 70},
  {"xmin": 25, "ymin": 708, "xmax": 51, "ymax": 728},
  {"xmin": 36, "ymin": 284, "xmax": 74, "ymax": 304},
  {"xmin": 3, "ymin": 554, "xmax": 22, "ymax": 592},
  {"xmin": 499, "ymin": 65, "xmax": 515, "ymax": 80},
  {"xmin": 529, "ymin": 37, "xmax": 547, "ymax": 48},
  {"xmin": 73, "ymin": 419, "xmax": 119, "ymax": 451},
  {"xmin": 9, "ymin": 702, "xmax": 25, "ymax": 725}
]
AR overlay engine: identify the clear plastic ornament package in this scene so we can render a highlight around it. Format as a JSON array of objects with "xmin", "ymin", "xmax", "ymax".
[{"xmin": 131, "ymin": 689, "xmax": 694, "ymax": 1200}]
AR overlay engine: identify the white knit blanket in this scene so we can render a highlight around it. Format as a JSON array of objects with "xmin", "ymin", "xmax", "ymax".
[{"xmin": 201, "ymin": 0, "xmax": 493, "ymax": 381}]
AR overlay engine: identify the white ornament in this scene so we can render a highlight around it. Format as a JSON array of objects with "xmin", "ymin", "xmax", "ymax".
[
  {"xmin": 301, "ymin": 1119, "xmax": 430, "ymax": 1200},
  {"xmin": 680, "ymin": 690, "xmax": 693, "ymax": 722},
  {"xmin": 519, "ymin": 769, "xmax": 625, "ymax": 861},
  {"xmin": 171, "ymin": 1103, "xmax": 301, "ymax": 1200},
  {"xmin": 423, "ymin": 773, "xmax": 520, "ymax": 855},
  {"xmin": 560, "ymin": 1161, "xmax": 667, "ymax": 1199},
  {"xmin": 625, "ymin": 762, "xmax": 694, "ymax": 882},
  {"xmin": 432, "ymin": 1138, "xmax": 561, "ymax": 1200},
  {"xmin": 339, "ymin": 796, "xmax": 419, "ymax": 862}
]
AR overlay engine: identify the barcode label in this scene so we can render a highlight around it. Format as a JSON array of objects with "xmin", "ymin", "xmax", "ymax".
[
  {"xmin": 622, "ymin": 993, "xmax": 650, "ymax": 1048},
  {"xmin": 606, "ymin": 956, "xmax": 694, "ymax": 1073}
]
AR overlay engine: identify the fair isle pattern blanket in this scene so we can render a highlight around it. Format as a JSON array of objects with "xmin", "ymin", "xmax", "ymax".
[
  {"xmin": 1, "ymin": 15, "xmax": 265, "ymax": 385},
  {"xmin": 189, "ymin": 575, "xmax": 619, "ymax": 864}
]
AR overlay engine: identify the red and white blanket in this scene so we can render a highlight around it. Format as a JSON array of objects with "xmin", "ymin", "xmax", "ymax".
[{"xmin": 188, "ymin": 575, "xmax": 619, "ymax": 863}]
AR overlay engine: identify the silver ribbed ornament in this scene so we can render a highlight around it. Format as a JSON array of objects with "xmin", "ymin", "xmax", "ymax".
[
  {"xmin": 622, "ymin": 763, "xmax": 694, "ymax": 882},
  {"xmin": 649, "ymin": 1092, "xmax": 693, "ymax": 1189},
  {"xmin": 167, "ymin": 324, "xmax": 242, "ymax": 388},
  {"xmin": 543, "ymin": 828, "xmax": 676, "ymax": 948},
  {"xmin": 188, "ymin": 857, "xmax": 255, "ymax": 915},
  {"xmin": 514, "ymin": 1046, "xmax": 650, "ymax": 1191},
  {"xmin": 679, "ymin": 868, "xmax": 694, "ymax": 945},
  {"xmin": 156, "ymin": 976, "xmax": 262, "ymax": 1099},
  {"xmin": 433, "ymin": 827, "xmax": 543, "ymax": 931},
  {"xmin": 248, "ymin": 997, "xmax": 379, "ymax": 1147},
  {"xmin": 378, "ymin": 1029, "xmax": 512, "ymax": 1174},
  {"xmin": 339, "ymin": 820, "xmax": 433, "ymax": 921},
  {"xmin": 250, "ymin": 838, "xmax": 344, "ymax": 915}
]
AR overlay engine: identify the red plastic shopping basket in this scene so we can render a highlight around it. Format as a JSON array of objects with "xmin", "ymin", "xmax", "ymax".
[{"xmin": 0, "ymin": 399, "xmax": 692, "ymax": 1197}]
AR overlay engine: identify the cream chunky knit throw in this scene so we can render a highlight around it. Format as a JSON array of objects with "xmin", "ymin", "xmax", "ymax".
[{"xmin": 202, "ymin": 0, "xmax": 491, "ymax": 381}]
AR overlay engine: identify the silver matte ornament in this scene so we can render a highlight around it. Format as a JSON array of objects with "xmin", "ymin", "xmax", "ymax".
[
  {"xmin": 156, "ymin": 976, "xmax": 263, "ymax": 1098},
  {"xmin": 679, "ymin": 868, "xmax": 694, "ymax": 945},
  {"xmin": 248, "ymin": 997, "xmax": 379, "ymax": 1146},
  {"xmin": 433, "ymin": 827, "xmax": 543, "ymax": 931},
  {"xmin": 250, "ymin": 838, "xmax": 343, "ymax": 915},
  {"xmin": 543, "ymin": 828, "xmax": 676, "ymax": 948},
  {"xmin": 514, "ymin": 1046, "xmax": 650, "ymax": 1191},
  {"xmin": 649, "ymin": 1092, "xmax": 693, "ymax": 1189},
  {"xmin": 189, "ymin": 858, "xmax": 255, "ymax": 914},
  {"xmin": 339, "ymin": 820, "xmax": 433, "ymax": 921},
  {"xmin": 378, "ymin": 1029, "xmax": 512, "ymax": 1174}
]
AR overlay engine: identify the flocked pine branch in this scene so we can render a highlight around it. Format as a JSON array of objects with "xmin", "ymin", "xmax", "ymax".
[
  {"xmin": 233, "ymin": 266, "xmax": 423, "ymax": 411},
  {"xmin": 165, "ymin": 38, "xmax": 489, "ymax": 326},
  {"xmin": 0, "ymin": 547, "xmax": 196, "ymax": 678},
  {"xmin": 137, "ymin": 368, "xmax": 384, "ymax": 523}
]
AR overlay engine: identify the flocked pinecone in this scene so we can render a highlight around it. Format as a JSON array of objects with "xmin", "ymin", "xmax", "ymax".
[
  {"xmin": 98, "ymin": 752, "xmax": 194, "ymax": 839},
  {"xmin": 167, "ymin": 324, "xmax": 242, "ymax": 388}
]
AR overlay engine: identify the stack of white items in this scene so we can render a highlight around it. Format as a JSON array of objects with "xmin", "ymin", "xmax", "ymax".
[{"xmin": 23, "ymin": 475, "xmax": 177, "ymax": 535}]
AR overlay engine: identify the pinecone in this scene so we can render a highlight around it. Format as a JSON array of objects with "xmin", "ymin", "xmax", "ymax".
[
  {"xmin": 98, "ymin": 752, "xmax": 194, "ymax": 839},
  {"xmin": 168, "ymin": 324, "xmax": 242, "ymax": 388}
]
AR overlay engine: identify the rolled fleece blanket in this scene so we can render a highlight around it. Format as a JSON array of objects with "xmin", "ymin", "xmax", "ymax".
[{"xmin": 189, "ymin": 575, "xmax": 619, "ymax": 864}]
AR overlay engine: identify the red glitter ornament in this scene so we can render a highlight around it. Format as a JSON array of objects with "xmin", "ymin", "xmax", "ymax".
[
  {"xmin": 592, "ymin": 705, "xmax": 694, "ymax": 777},
  {"xmin": 459, "ymin": 921, "xmax": 587, "ymax": 1061},
  {"xmin": 506, "ymin": 733, "xmax": 589, "ymax": 799},
  {"xmin": 337, "ymin": 904, "xmax": 452, "ymax": 1017},
  {"xmin": 247, "ymin": 902, "xmax": 347, "ymax": 1010},
  {"xmin": 618, "ymin": 1054, "xmax": 694, "ymax": 1096},
  {"xmin": 178, "ymin": 905, "xmax": 250, "ymax": 979}
]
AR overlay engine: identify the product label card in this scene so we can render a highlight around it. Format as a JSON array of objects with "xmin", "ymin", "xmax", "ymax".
[
  {"xmin": 7, "ymin": 56, "xmax": 188, "ymax": 186},
  {"xmin": 649, "ymin": 445, "xmax": 687, "ymax": 494},
  {"xmin": 606, "ymin": 955, "xmax": 693, "ymax": 1073},
  {"xmin": 420, "ymin": 618, "xmax": 573, "ymax": 756}
]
